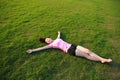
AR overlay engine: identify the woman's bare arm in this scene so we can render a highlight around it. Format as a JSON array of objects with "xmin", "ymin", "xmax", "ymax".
[
  {"xmin": 57, "ymin": 31, "xmax": 61, "ymax": 39},
  {"xmin": 26, "ymin": 45, "xmax": 50, "ymax": 54}
]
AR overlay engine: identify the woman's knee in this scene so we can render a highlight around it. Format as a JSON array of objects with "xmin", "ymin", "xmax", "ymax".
[{"xmin": 84, "ymin": 49, "xmax": 90, "ymax": 53}]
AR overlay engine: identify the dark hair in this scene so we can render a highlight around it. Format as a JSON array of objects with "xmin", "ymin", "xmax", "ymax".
[{"xmin": 39, "ymin": 38, "xmax": 46, "ymax": 43}]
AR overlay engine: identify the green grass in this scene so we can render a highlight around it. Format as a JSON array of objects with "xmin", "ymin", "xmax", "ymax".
[{"xmin": 0, "ymin": 0, "xmax": 120, "ymax": 80}]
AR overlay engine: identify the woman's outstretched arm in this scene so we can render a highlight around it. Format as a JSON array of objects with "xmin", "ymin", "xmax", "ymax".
[
  {"xmin": 57, "ymin": 31, "xmax": 61, "ymax": 39},
  {"xmin": 26, "ymin": 45, "xmax": 50, "ymax": 54}
]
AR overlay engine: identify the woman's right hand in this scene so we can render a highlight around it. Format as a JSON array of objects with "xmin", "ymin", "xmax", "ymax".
[
  {"xmin": 26, "ymin": 49, "xmax": 32, "ymax": 54},
  {"xmin": 58, "ymin": 31, "xmax": 61, "ymax": 34}
]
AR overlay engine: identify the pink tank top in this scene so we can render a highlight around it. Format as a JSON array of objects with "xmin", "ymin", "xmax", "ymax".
[{"xmin": 48, "ymin": 38, "xmax": 71, "ymax": 53}]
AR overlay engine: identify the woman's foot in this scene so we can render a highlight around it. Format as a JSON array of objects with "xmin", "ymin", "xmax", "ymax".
[{"xmin": 101, "ymin": 59, "xmax": 112, "ymax": 63}]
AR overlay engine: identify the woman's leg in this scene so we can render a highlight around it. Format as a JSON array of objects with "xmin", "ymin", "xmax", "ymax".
[{"xmin": 75, "ymin": 46, "xmax": 112, "ymax": 63}]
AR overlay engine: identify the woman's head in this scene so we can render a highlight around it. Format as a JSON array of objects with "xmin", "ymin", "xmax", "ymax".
[{"xmin": 39, "ymin": 38, "xmax": 53, "ymax": 44}]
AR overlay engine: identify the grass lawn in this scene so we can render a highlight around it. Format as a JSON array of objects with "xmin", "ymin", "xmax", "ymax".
[{"xmin": 0, "ymin": 0, "xmax": 120, "ymax": 80}]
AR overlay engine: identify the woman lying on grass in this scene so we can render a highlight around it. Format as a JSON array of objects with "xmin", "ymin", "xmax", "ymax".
[{"xmin": 26, "ymin": 31, "xmax": 112, "ymax": 63}]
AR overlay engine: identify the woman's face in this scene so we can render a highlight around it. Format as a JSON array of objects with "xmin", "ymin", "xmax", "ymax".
[{"xmin": 45, "ymin": 38, "xmax": 53, "ymax": 44}]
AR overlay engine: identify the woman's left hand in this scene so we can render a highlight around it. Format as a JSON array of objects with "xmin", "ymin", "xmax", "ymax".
[{"xmin": 26, "ymin": 49, "xmax": 32, "ymax": 54}]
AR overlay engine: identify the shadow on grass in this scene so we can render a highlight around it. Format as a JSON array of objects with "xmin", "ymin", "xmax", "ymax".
[
  {"xmin": 105, "ymin": 61, "xmax": 120, "ymax": 70},
  {"xmin": 75, "ymin": 56, "xmax": 120, "ymax": 69}
]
